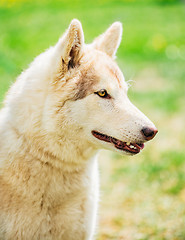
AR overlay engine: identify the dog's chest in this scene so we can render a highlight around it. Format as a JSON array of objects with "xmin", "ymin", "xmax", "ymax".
[
  {"xmin": 34, "ymin": 170, "xmax": 92, "ymax": 239},
  {"xmin": 30, "ymin": 163, "xmax": 98, "ymax": 240},
  {"xmin": 38, "ymin": 192, "xmax": 89, "ymax": 239},
  {"xmin": 0, "ymin": 157, "xmax": 99, "ymax": 240}
]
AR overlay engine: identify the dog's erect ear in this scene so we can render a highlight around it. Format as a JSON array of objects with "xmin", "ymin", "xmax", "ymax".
[
  {"xmin": 55, "ymin": 19, "xmax": 84, "ymax": 72},
  {"xmin": 93, "ymin": 22, "xmax": 122, "ymax": 58}
]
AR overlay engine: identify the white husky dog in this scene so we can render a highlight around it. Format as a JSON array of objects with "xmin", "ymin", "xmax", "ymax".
[{"xmin": 0, "ymin": 19, "xmax": 157, "ymax": 240}]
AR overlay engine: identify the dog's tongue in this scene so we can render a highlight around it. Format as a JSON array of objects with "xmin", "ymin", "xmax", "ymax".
[
  {"xmin": 111, "ymin": 137, "xmax": 121, "ymax": 145},
  {"xmin": 111, "ymin": 138, "xmax": 125, "ymax": 149},
  {"xmin": 111, "ymin": 137, "xmax": 143, "ymax": 153},
  {"xmin": 115, "ymin": 140, "xmax": 124, "ymax": 148},
  {"xmin": 137, "ymin": 143, "xmax": 144, "ymax": 149},
  {"xmin": 116, "ymin": 140, "xmax": 123, "ymax": 146}
]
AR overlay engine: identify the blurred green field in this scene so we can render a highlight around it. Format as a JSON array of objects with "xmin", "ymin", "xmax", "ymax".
[{"xmin": 0, "ymin": 0, "xmax": 185, "ymax": 239}]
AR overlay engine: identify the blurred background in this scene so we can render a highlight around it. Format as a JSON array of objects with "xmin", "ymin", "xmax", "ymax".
[{"xmin": 0, "ymin": 0, "xmax": 185, "ymax": 239}]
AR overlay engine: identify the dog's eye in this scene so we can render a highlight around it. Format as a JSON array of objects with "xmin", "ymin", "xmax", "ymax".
[{"xmin": 95, "ymin": 89, "xmax": 111, "ymax": 99}]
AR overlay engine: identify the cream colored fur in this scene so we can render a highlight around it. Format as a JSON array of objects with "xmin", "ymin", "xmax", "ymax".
[{"xmin": 0, "ymin": 20, "xmax": 157, "ymax": 240}]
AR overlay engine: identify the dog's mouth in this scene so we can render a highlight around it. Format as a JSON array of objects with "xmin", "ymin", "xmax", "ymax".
[{"xmin": 92, "ymin": 130, "xmax": 144, "ymax": 154}]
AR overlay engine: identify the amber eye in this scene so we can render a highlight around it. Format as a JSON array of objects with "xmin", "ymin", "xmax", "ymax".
[{"xmin": 95, "ymin": 89, "xmax": 111, "ymax": 99}]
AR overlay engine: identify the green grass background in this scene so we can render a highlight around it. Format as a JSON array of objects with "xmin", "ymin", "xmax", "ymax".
[{"xmin": 0, "ymin": 0, "xmax": 185, "ymax": 239}]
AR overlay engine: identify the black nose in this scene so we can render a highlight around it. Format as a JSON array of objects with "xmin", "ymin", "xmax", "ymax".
[{"xmin": 141, "ymin": 127, "xmax": 158, "ymax": 141}]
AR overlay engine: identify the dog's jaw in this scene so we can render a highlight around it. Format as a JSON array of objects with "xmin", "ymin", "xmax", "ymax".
[{"xmin": 91, "ymin": 130, "xmax": 144, "ymax": 155}]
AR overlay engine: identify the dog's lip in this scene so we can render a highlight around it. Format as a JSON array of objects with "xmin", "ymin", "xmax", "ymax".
[{"xmin": 91, "ymin": 130, "xmax": 144, "ymax": 154}]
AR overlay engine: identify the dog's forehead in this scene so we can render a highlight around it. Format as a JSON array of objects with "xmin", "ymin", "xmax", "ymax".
[{"xmin": 90, "ymin": 51, "xmax": 127, "ymax": 90}]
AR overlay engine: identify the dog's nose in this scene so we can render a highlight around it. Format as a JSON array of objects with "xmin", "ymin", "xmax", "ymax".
[{"xmin": 141, "ymin": 127, "xmax": 158, "ymax": 141}]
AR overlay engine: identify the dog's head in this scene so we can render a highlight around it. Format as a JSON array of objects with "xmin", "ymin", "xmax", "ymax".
[
  {"xmin": 39, "ymin": 19, "xmax": 157, "ymax": 156},
  {"xmin": 9, "ymin": 19, "xmax": 157, "ymax": 156}
]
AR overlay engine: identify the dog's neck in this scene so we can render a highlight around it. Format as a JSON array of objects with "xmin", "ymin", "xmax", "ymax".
[
  {"xmin": 0, "ymin": 117, "xmax": 98, "ymax": 202},
  {"xmin": 38, "ymin": 131, "xmax": 97, "ymax": 172},
  {"xmin": 1, "ymin": 118, "xmax": 97, "ymax": 174}
]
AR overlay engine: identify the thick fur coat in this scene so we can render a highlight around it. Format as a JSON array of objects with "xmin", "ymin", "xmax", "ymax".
[{"xmin": 0, "ymin": 20, "xmax": 157, "ymax": 240}]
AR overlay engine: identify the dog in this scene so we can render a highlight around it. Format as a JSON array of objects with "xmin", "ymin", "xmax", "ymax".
[{"xmin": 0, "ymin": 19, "xmax": 157, "ymax": 240}]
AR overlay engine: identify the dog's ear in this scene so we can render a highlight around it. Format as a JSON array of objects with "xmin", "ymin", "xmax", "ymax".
[
  {"xmin": 55, "ymin": 19, "xmax": 84, "ymax": 73},
  {"xmin": 93, "ymin": 22, "xmax": 122, "ymax": 58}
]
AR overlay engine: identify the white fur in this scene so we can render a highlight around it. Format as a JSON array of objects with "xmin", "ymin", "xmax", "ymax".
[{"xmin": 0, "ymin": 19, "xmax": 156, "ymax": 239}]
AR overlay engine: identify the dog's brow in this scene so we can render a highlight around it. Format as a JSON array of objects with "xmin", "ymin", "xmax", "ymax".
[{"xmin": 106, "ymin": 66, "xmax": 122, "ymax": 88}]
